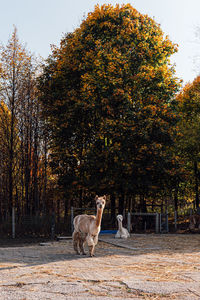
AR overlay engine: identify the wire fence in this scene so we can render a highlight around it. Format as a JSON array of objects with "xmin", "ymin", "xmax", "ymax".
[
  {"xmin": 0, "ymin": 208, "xmax": 71, "ymax": 238},
  {"xmin": 0, "ymin": 206, "xmax": 197, "ymax": 238}
]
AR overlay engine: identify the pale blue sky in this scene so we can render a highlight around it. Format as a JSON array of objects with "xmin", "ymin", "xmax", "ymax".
[{"xmin": 1, "ymin": 0, "xmax": 200, "ymax": 84}]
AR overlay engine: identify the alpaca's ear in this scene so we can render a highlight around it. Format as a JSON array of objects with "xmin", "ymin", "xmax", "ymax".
[
  {"xmin": 95, "ymin": 195, "xmax": 99, "ymax": 201},
  {"xmin": 103, "ymin": 195, "xmax": 106, "ymax": 201}
]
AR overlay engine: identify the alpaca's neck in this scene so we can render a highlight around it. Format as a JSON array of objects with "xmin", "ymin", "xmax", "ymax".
[
  {"xmin": 96, "ymin": 208, "xmax": 103, "ymax": 227},
  {"xmin": 118, "ymin": 220, "xmax": 123, "ymax": 231}
]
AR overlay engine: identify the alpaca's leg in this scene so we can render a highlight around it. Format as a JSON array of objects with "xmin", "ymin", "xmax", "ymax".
[
  {"xmin": 93, "ymin": 235, "xmax": 98, "ymax": 245},
  {"xmin": 79, "ymin": 233, "xmax": 86, "ymax": 255},
  {"xmin": 88, "ymin": 245, "xmax": 95, "ymax": 257},
  {"xmin": 86, "ymin": 234, "xmax": 95, "ymax": 257},
  {"xmin": 90, "ymin": 235, "xmax": 98, "ymax": 257},
  {"xmin": 72, "ymin": 231, "xmax": 80, "ymax": 254},
  {"xmin": 79, "ymin": 239, "xmax": 86, "ymax": 255}
]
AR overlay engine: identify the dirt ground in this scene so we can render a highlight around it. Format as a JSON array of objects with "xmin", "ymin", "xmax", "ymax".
[{"xmin": 0, "ymin": 234, "xmax": 200, "ymax": 300}]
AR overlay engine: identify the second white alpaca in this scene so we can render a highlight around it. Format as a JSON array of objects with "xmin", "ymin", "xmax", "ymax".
[{"xmin": 115, "ymin": 214, "xmax": 130, "ymax": 239}]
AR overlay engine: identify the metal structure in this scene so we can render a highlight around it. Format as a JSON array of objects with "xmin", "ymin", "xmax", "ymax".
[{"xmin": 127, "ymin": 212, "xmax": 160, "ymax": 234}]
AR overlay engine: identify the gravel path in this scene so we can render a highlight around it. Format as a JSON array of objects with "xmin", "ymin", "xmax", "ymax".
[{"xmin": 0, "ymin": 234, "xmax": 200, "ymax": 299}]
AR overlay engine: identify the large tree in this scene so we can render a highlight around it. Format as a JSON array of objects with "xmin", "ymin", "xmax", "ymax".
[
  {"xmin": 39, "ymin": 4, "xmax": 180, "ymax": 213},
  {"xmin": 176, "ymin": 76, "xmax": 200, "ymax": 209}
]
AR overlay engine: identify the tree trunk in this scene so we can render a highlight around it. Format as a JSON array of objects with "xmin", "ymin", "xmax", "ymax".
[
  {"xmin": 140, "ymin": 194, "xmax": 147, "ymax": 212},
  {"xmin": 32, "ymin": 103, "xmax": 39, "ymax": 215},
  {"xmin": 43, "ymin": 134, "xmax": 48, "ymax": 214},
  {"xmin": 174, "ymin": 184, "xmax": 178, "ymax": 212},
  {"xmin": 194, "ymin": 161, "xmax": 199, "ymax": 208},
  {"xmin": 110, "ymin": 193, "xmax": 116, "ymax": 225},
  {"xmin": 9, "ymin": 79, "xmax": 15, "ymax": 215},
  {"xmin": 79, "ymin": 189, "xmax": 83, "ymax": 209},
  {"xmin": 118, "ymin": 192, "xmax": 124, "ymax": 215}
]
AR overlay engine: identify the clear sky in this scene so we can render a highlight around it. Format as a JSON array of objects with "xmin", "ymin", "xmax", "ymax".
[{"xmin": 1, "ymin": 0, "xmax": 200, "ymax": 84}]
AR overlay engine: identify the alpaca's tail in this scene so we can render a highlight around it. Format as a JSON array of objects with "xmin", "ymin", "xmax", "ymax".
[{"xmin": 72, "ymin": 231, "xmax": 80, "ymax": 254}]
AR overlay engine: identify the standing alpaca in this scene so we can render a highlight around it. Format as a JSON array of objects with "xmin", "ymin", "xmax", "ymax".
[
  {"xmin": 115, "ymin": 214, "xmax": 130, "ymax": 238},
  {"xmin": 72, "ymin": 195, "xmax": 106, "ymax": 257}
]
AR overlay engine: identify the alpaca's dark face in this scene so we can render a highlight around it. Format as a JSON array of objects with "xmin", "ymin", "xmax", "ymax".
[{"xmin": 95, "ymin": 195, "xmax": 106, "ymax": 210}]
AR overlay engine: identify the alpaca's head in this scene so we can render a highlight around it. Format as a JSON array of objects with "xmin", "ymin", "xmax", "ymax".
[
  {"xmin": 95, "ymin": 195, "xmax": 106, "ymax": 210},
  {"xmin": 116, "ymin": 214, "xmax": 123, "ymax": 222}
]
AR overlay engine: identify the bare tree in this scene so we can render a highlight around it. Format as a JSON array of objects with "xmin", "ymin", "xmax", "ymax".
[{"xmin": 0, "ymin": 27, "xmax": 45, "ymax": 218}]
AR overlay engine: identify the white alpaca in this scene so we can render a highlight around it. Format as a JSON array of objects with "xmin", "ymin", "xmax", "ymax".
[
  {"xmin": 72, "ymin": 195, "xmax": 106, "ymax": 257},
  {"xmin": 115, "ymin": 214, "xmax": 130, "ymax": 239}
]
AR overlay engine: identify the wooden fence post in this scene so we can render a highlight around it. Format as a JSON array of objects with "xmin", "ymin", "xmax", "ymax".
[
  {"xmin": 12, "ymin": 207, "xmax": 15, "ymax": 239},
  {"xmin": 159, "ymin": 213, "xmax": 161, "ymax": 233},
  {"xmin": 51, "ymin": 213, "xmax": 55, "ymax": 240},
  {"xmin": 71, "ymin": 207, "xmax": 74, "ymax": 234},
  {"xmin": 174, "ymin": 210, "xmax": 177, "ymax": 231},
  {"xmin": 127, "ymin": 212, "xmax": 131, "ymax": 233},
  {"xmin": 166, "ymin": 210, "xmax": 169, "ymax": 232},
  {"xmin": 155, "ymin": 213, "xmax": 159, "ymax": 234}
]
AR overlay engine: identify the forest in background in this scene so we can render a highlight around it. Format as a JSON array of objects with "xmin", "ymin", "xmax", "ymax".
[{"xmin": 1, "ymin": 4, "xmax": 200, "ymax": 232}]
